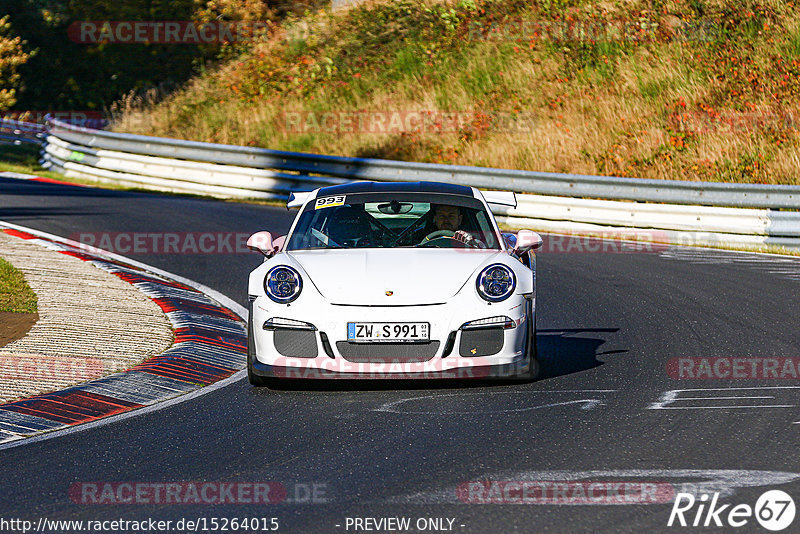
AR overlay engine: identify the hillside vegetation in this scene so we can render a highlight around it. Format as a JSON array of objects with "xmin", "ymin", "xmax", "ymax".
[
  {"xmin": 2, "ymin": 0, "xmax": 325, "ymax": 113},
  {"xmin": 115, "ymin": 0, "xmax": 800, "ymax": 185}
]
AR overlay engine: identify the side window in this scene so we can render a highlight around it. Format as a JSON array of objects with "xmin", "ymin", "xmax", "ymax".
[
  {"xmin": 288, "ymin": 209, "xmax": 331, "ymax": 249},
  {"xmin": 474, "ymin": 211, "xmax": 498, "ymax": 248}
]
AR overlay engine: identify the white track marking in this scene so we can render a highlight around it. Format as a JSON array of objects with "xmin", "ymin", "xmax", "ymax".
[
  {"xmin": 0, "ymin": 220, "xmax": 246, "ymax": 318},
  {"xmin": 374, "ymin": 390, "xmax": 616, "ymax": 415},
  {"xmin": 0, "ymin": 172, "xmax": 43, "ymax": 180},
  {"xmin": 652, "ymin": 405, "xmax": 796, "ymax": 410},
  {"xmin": 389, "ymin": 469, "xmax": 800, "ymax": 505},
  {"xmin": 0, "ymin": 220, "xmax": 248, "ymax": 452},
  {"xmin": 0, "ymin": 370, "xmax": 245, "ymax": 452},
  {"xmin": 677, "ymin": 396, "xmax": 775, "ymax": 400},
  {"xmin": 648, "ymin": 387, "xmax": 800, "ymax": 410},
  {"xmin": 660, "ymin": 246, "xmax": 800, "ymax": 283}
]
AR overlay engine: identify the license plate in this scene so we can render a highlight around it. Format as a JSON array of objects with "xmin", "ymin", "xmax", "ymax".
[{"xmin": 347, "ymin": 322, "xmax": 429, "ymax": 342}]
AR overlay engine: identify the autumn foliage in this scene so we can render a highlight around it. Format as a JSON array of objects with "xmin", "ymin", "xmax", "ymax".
[{"xmin": 0, "ymin": 16, "xmax": 32, "ymax": 112}]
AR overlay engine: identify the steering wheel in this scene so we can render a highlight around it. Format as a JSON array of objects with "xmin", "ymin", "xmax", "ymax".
[{"xmin": 419, "ymin": 230, "xmax": 465, "ymax": 248}]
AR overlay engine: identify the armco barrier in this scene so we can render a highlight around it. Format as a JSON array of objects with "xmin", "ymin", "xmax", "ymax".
[
  {"xmin": 0, "ymin": 118, "xmax": 46, "ymax": 146},
  {"xmin": 28, "ymin": 116, "xmax": 800, "ymax": 250}
]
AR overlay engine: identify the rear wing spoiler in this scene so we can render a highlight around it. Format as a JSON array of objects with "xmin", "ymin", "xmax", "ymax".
[
  {"xmin": 480, "ymin": 190, "xmax": 517, "ymax": 210},
  {"xmin": 288, "ymin": 188, "xmax": 518, "ymax": 210},
  {"xmin": 287, "ymin": 191, "xmax": 315, "ymax": 209}
]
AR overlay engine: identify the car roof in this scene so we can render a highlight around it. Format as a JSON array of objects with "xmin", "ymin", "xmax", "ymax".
[{"xmin": 315, "ymin": 181, "xmax": 475, "ymax": 198}]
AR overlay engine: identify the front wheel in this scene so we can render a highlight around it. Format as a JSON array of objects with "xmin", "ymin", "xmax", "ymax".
[
  {"xmin": 520, "ymin": 303, "xmax": 539, "ymax": 381},
  {"xmin": 247, "ymin": 306, "xmax": 272, "ymax": 387},
  {"xmin": 247, "ymin": 354, "xmax": 271, "ymax": 387}
]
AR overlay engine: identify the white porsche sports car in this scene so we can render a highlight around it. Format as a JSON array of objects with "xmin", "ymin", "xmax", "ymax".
[{"xmin": 246, "ymin": 181, "xmax": 542, "ymax": 383}]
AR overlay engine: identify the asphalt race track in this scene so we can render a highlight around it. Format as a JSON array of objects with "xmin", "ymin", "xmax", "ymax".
[{"xmin": 1, "ymin": 176, "xmax": 800, "ymax": 533}]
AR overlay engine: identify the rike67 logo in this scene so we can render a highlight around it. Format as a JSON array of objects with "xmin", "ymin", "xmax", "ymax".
[{"xmin": 668, "ymin": 490, "xmax": 795, "ymax": 531}]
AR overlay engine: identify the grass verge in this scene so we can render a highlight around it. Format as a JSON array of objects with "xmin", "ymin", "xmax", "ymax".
[
  {"xmin": 0, "ymin": 144, "xmax": 283, "ymax": 202},
  {"xmin": 0, "ymin": 144, "xmax": 72, "ymax": 182},
  {"xmin": 0, "ymin": 257, "xmax": 37, "ymax": 313}
]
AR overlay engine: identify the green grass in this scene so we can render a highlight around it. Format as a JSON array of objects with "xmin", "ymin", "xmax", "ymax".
[
  {"xmin": 0, "ymin": 143, "xmax": 134, "ymax": 188},
  {"xmin": 0, "ymin": 144, "xmax": 67, "ymax": 182},
  {"xmin": 0, "ymin": 257, "xmax": 37, "ymax": 313},
  {"xmin": 0, "ymin": 144, "xmax": 255, "ymax": 198},
  {"xmin": 0, "ymin": 143, "xmax": 288, "ymax": 208},
  {"xmin": 784, "ymin": 25, "xmax": 800, "ymax": 56},
  {"xmin": 0, "ymin": 152, "xmax": 145, "ymax": 191}
]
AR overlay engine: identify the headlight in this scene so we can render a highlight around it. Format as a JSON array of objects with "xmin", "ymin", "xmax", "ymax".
[
  {"xmin": 263, "ymin": 317, "xmax": 316, "ymax": 330},
  {"xmin": 461, "ymin": 316, "xmax": 516, "ymax": 330},
  {"xmin": 476, "ymin": 264, "xmax": 516, "ymax": 302},
  {"xmin": 264, "ymin": 266, "xmax": 302, "ymax": 303}
]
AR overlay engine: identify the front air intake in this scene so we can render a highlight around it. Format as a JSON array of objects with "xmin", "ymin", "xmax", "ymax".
[
  {"xmin": 335, "ymin": 341, "xmax": 440, "ymax": 363},
  {"xmin": 274, "ymin": 330, "xmax": 318, "ymax": 358},
  {"xmin": 459, "ymin": 328, "xmax": 504, "ymax": 357}
]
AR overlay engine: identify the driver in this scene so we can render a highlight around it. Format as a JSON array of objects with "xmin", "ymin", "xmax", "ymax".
[{"xmin": 430, "ymin": 204, "xmax": 485, "ymax": 247}]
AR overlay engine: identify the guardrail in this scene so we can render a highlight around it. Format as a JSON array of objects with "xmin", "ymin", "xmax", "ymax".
[
  {"xmin": 0, "ymin": 118, "xmax": 46, "ymax": 146},
  {"xmin": 36, "ymin": 116, "xmax": 800, "ymax": 250}
]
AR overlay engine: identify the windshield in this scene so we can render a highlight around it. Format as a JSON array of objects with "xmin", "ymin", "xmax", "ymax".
[{"xmin": 286, "ymin": 192, "xmax": 500, "ymax": 250}]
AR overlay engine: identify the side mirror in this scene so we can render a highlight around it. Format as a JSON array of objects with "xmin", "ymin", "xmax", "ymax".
[
  {"xmin": 247, "ymin": 231, "xmax": 280, "ymax": 258},
  {"xmin": 501, "ymin": 232, "xmax": 517, "ymax": 251},
  {"xmin": 514, "ymin": 230, "xmax": 543, "ymax": 254},
  {"xmin": 273, "ymin": 235, "xmax": 286, "ymax": 253}
]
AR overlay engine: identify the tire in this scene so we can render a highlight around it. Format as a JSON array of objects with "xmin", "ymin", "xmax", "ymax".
[{"xmin": 247, "ymin": 306, "xmax": 271, "ymax": 387}]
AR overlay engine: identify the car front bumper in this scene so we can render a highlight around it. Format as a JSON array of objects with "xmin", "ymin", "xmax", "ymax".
[{"xmin": 248, "ymin": 294, "xmax": 534, "ymax": 380}]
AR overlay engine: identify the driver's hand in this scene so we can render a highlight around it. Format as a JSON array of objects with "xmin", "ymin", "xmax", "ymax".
[
  {"xmin": 454, "ymin": 230, "xmax": 475, "ymax": 245},
  {"xmin": 454, "ymin": 230, "xmax": 487, "ymax": 249}
]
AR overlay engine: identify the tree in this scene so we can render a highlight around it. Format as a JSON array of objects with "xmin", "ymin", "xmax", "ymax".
[
  {"xmin": 0, "ymin": 15, "xmax": 33, "ymax": 112},
  {"xmin": 1, "ymin": 0, "xmax": 326, "ymax": 114}
]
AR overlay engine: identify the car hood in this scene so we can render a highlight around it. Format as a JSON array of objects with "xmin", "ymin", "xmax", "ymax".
[{"xmin": 286, "ymin": 249, "xmax": 504, "ymax": 305}]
